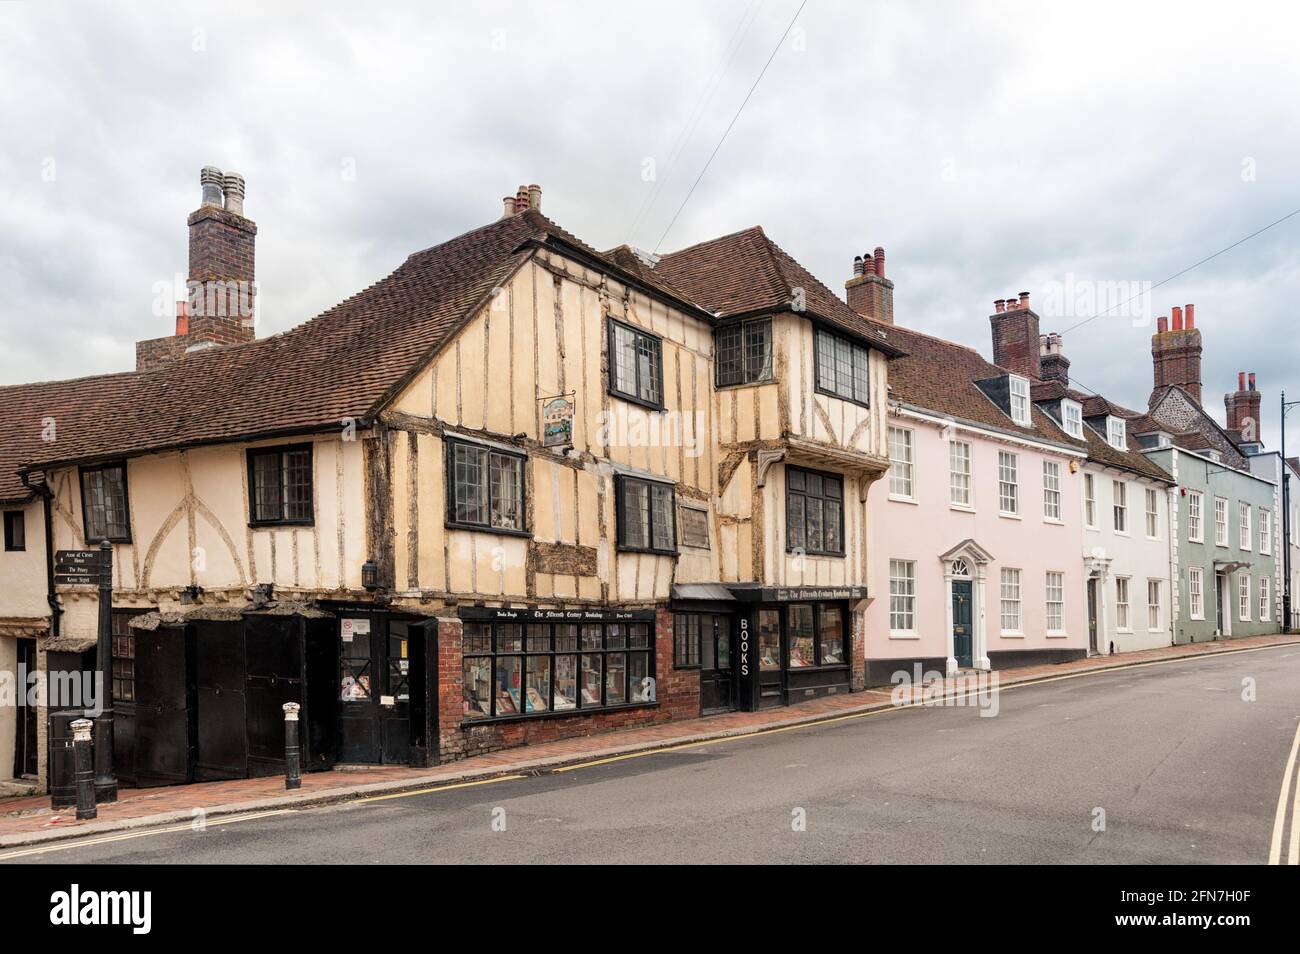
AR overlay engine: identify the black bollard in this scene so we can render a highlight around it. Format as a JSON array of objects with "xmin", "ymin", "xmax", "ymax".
[
  {"xmin": 283, "ymin": 702, "xmax": 302, "ymax": 790},
  {"xmin": 71, "ymin": 719, "xmax": 97, "ymax": 821}
]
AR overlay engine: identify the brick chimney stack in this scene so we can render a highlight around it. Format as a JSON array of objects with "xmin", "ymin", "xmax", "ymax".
[
  {"xmin": 136, "ymin": 166, "xmax": 258, "ymax": 371},
  {"xmin": 1225, "ymin": 369, "xmax": 1262, "ymax": 442},
  {"xmin": 989, "ymin": 290, "xmax": 1041, "ymax": 380},
  {"xmin": 1150, "ymin": 301, "xmax": 1202, "ymax": 406},
  {"xmin": 1039, "ymin": 332, "xmax": 1070, "ymax": 384},
  {"xmin": 844, "ymin": 245, "xmax": 895, "ymax": 324}
]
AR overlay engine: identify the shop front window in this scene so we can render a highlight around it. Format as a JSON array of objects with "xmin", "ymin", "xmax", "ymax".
[
  {"xmin": 788, "ymin": 605, "xmax": 815, "ymax": 668},
  {"xmin": 459, "ymin": 617, "xmax": 654, "ymax": 722},
  {"xmin": 819, "ymin": 606, "xmax": 845, "ymax": 664},
  {"xmin": 341, "ymin": 629, "xmax": 372, "ymax": 702},
  {"xmin": 758, "ymin": 609, "xmax": 781, "ymax": 670}
]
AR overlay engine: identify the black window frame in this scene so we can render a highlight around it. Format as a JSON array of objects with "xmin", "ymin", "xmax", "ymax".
[
  {"xmin": 444, "ymin": 437, "xmax": 529, "ymax": 537},
  {"xmin": 246, "ymin": 444, "xmax": 315, "ymax": 527},
  {"xmin": 78, "ymin": 461, "xmax": 132, "ymax": 544},
  {"xmin": 812, "ymin": 326, "xmax": 872, "ymax": 407},
  {"xmin": 784, "ymin": 601, "xmax": 849, "ymax": 669},
  {"xmin": 785, "ymin": 465, "xmax": 846, "ymax": 557},
  {"xmin": 607, "ymin": 318, "xmax": 665, "ymax": 410},
  {"xmin": 460, "ymin": 619, "xmax": 655, "ymax": 723},
  {"xmin": 715, "ymin": 317, "xmax": 774, "ymax": 387},
  {"xmin": 673, "ymin": 613, "xmax": 702, "ymax": 668},
  {"xmin": 616, "ymin": 474, "xmax": 677, "ymax": 555},
  {"xmin": 110, "ymin": 608, "xmax": 148, "ymax": 703},
  {"xmin": 3, "ymin": 510, "xmax": 25, "ymax": 552}
]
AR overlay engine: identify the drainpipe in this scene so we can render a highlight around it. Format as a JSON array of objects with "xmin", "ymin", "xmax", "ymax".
[{"xmin": 21, "ymin": 471, "xmax": 61, "ymax": 639}]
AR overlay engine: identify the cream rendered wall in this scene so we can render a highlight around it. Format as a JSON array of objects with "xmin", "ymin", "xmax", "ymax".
[
  {"xmin": 0, "ymin": 498, "xmax": 49, "ymax": 621},
  {"xmin": 1082, "ymin": 465, "xmax": 1173, "ymax": 654},
  {"xmin": 47, "ymin": 434, "xmax": 368, "ymax": 638},
  {"xmin": 866, "ymin": 409, "xmax": 1089, "ymax": 675},
  {"xmin": 386, "ymin": 249, "xmax": 720, "ymax": 607}
]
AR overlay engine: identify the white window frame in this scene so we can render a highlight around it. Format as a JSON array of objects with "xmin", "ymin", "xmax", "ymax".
[
  {"xmin": 1061, "ymin": 400, "xmax": 1084, "ymax": 439},
  {"xmin": 1146, "ymin": 579, "xmax": 1162, "ymax": 632},
  {"xmin": 1045, "ymin": 571, "xmax": 1065, "ymax": 634},
  {"xmin": 1238, "ymin": 572, "xmax": 1251, "ymax": 621},
  {"xmin": 1239, "ymin": 501, "xmax": 1252, "ymax": 551},
  {"xmin": 1145, "ymin": 488, "xmax": 1159, "ymax": 539},
  {"xmin": 1260, "ymin": 508, "xmax": 1272, "ymax": 554},
  {"xmin": 1107, "ymin": 416, "xmax": 1126, "ymax": 450},
  {"xmin": 1214, "ymin": 496, "xmax": 1228, "ymax": 546},
  {"xmin": 1188, "ymin": 566, "xmax": 1204, "ymax": 619},
  {"xmin": 1115, "ymin": 576, "xmax": 1131, "ymax": 631},
  {"xmin": 1261, "ymin": 575, "xmax": 1271, "ymax": 621},
  {"xmin": 1043, "ymin": 461, "xmax": 1062, "ymax": 521},
  {"xmin": 1188, "ymin": 491, "xmax": 1204, "ymax": 543},
  {"xmin": 1000, "ymin": 567, "xmax": 1023, "ymax": 634},
  {"xmin": 949, "ymin": 439, "xmax": 972, "ymax": 509},
  {"xmin": 889, "ymin": 559, "xmax": 917, "ymax": 634},
  {"xmin": 888, "ymin": 426, "xmax": 914, "ymax": 500},
  {"xmin": 1009, "ymin": 376, "xmax": 1031, "ymax": 427},
  {"xmin": 998, "ymin": 451, "xmax": 1019, "ymax": 516},
  {"xmin": 1084, "ymin": 473, "xmax": 1097, "ymax": 528},
  {"xmin": 1112, "ymin": 480, "xmax": 1128, "ymax": 534}
]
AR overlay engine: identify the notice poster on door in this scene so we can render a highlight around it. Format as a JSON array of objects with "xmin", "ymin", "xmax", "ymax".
[{"xmin": 341, "ymin": 617, "xmax": 370, "ymax": 642}]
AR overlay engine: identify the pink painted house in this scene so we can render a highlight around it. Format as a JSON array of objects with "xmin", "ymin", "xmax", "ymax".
[{"xmin": 842, "ymin": 278, "xmax": 1091, "ymax": 682}]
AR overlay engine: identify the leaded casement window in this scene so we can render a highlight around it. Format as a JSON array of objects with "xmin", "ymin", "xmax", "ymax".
[
  {"xmin": 673, "ymin": 613, "xmax": 702, "ymax": 667},
  {"xmin": 1062, "ymin": 400, "xmax": 1084, "ymax": 439},
  {"xmin": 80, "ymin": 462, "xmax": 131, "ymax": 543},
  {"xmin": 617, "ymin": 475, "xmax": 675, "ymax": 553},
  {"xmin": 608, "ymin": 319, "xmax": 664, "ymax": 407},
  {"xmin": 1009, "ymin": 376, "xmax": 1031, "ymax": 426},
  {"xmin": 1239, "ymin": 501, "xmax": 1252, "ymax": 550},
  {"xmin": 1084, "ymin": 473, "xmax": 1097, "ymax": 527},
  {"xmin": 1188, "ymin": 566, "xmax": 1205, "ymax": 619},
  {"xmin": 1261, "ymin": 576, "xmax": 1272, "ymax": 621},
  {"xmin": 1187, "ymin": 492, "xmax": 1204, "ymax": 543},
  {"xmin": 247, "ymin": 445, "xmax": 313, "ymax": 526},
  {"xmin": 1147, "ymin": 579, "xmax": 1162, "ymax": 631},
  {"xmin": 677, "ymin": 505, "xmax": 710, "ymax": 549},
  {"xmin": 1238, "ymin": 572, "xmax": 1251, "ymax": 621},
  {"xmin": 110, "ymin": 609, "xmax": 144, "ymax": 703},
  {"xmin": 446, "ymin": 439, "xmax": 525, "ymax": 533},
  {"xmin": 1145, "ymin": 488, "xmax": 1160, "ymax": 539},
  {"xmin": 1214, "ymin": 497, "xmax": 1228, "ymax": 546},
  {"xmin": 785, "ymin": 466, "xmax": 844, "ymax": 556},
  {"xmin": 888, "ymin": 427, "xmax": 914, "ymax": 498},
  {"xmin": 1045, "ymin": 571, "xmax": 1065, "ymax": 633},
  {"xmin": 1043, "ymin": 461, "xmax": 1062, "ymax": 520},
  {"xmin": 889, "ymin": 559, "xmax": 916, "ymax": 633},
  {"xmin": 1115, "ymin": 576, "xmax": 1131, "ymax": 630},
  {"xmin": 814, "ymin": 327, "xmax": 871, "ymax": 405},
  {"xmin": 949, "ymin": 440, "xmax": 972, "ymax": 507},
  {"xmin": 998, "ymin": 451, "xmax": 1019, "ymax": 515},
  {"xmin": 715, "ymin": 318, "xmax": 772, "ymax": 386},
  {"xmin": 462, "ymin": 619, "xmax": 654, "ymax": 720},
  {"xmin": 1000, "ymin": 567, "xmax": 1023, "ymax": 633},
  {"xmin": 1260, "ymin": 508, "xmax": 1272, "ymax": 554},
  {"xmin": 1112, "ymin": 479, "xmax": 1128, "ymax": 533},
  {"xmin": 1107, "ymin": 416, "xmax": 1127, "ymax": 450}
]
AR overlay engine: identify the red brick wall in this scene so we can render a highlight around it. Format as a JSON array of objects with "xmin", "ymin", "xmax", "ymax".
[
  {"xmin": 990, "ymin": 309, "xmax": 1041, "ymax": 380},
  {"xmin": 434, "ymin": 607, "xmax": 700, "ymax": 762},
  {"xmin": 850, "ymin": 607, "xmax": 866, "ymax": 691},
  {"xmin": 1151, "ymin": 328, "xmax": 1202, "ymax": 404},
  {"xmin": 845, "ymin": 274, "xmax": 895, "ymax": 324}
]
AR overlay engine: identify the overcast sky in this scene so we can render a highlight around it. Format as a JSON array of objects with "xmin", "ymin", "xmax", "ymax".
[{"xmin": 2, "ymin": 1, "xmax": 1298, "ymax": 449}]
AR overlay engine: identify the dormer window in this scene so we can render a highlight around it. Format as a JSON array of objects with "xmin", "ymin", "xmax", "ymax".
[
  {"xmin": 1061, "ymin": 400, "xmax": 1084, "ymax": 439},
  {"xmin": 1107, "ymin": 416, "xmax": 1126, "ymax": 450},
  {"xmin": 1009, "ymin": 376, "xmax": 1031, "ymax": 426}
]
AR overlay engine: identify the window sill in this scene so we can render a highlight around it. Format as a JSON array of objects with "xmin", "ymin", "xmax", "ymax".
[
  {"xmin": 715, "ymin": 379, "xmax": 774, "ymax": 392},
  {"xmin": 784, "ymin": 548, "xmax": 846, "ymax": 558},
  {"xmin": 249, "ymin": 520, "xmax": 315, "ymax": 530},
  {"xmin": 889, "ymin": 494, "xmax": 918, "ymax": 505},
  {"xmin": 1043, "ymin": 517, "xmax": 1064, "ymax": 526},
  {"xmin": 949, "ymin": 503, "xmax": 975, "ymax": 513},
  {"xmin": 607, "ymin": 389, "xmax": 665, "ymax": 414},
  {"xmin": 618, "ymin": 545, "xmax": 678, "ymax": 556},
  {"xmin": 999, "ymin": 631, "xmax": 1025, "ymax": 638},
  {"xmin": 1113, "ymin": 530, "xmax": 1130, "ymax": 538},
  {"xmin": 1046, "ymin": 631, "xmax": 1069, "ymax": 638},
  {"xmin": 998, "ymin": 512, "xmax": 1022, "ymax": 521},
  {"xmin": 813, "ymin": 384, "xmax": 870, "ymax": 410},
  {"xmin": 462, "ymin": 699, "xmax": 659, "ymax": 727},
  {"xmin": 445, "ymin": 522, "xmax": 532, "ymax": 539},
  {"xmin": 889, "ymin": 630, "xmax": 920, "ymax": 640}
]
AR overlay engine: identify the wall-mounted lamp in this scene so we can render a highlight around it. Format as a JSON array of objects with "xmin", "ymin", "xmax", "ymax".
[
  {"xmin": 181, "ymin": 585, "xmax": 203, "ymax": 605},
  {"xmin": 361, "ymin": 560, "xmax": 379, "ymax": 592}
]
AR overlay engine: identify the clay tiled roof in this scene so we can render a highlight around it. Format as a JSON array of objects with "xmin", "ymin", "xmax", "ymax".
[
  {"xmin": 10, "ymin": 209, "xmax": 707, "ymax": 476},
  {"xmin": 655, "ymin": 226, "xmax": 907, "ymax": 357}
]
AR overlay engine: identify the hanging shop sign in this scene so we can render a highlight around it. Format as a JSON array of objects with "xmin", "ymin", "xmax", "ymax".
[{"xmin": 540, "ymin": 394, "xmax": 575, "ymax": 448}]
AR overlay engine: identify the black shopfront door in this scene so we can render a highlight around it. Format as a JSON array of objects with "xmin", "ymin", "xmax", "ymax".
[
  {"xmin": 699, "ymin": 616, "xmax": 737, "ymax": 713},
  {"xmin": 337, "ymin": 615, "xmax": 430, "ymax": 765},
  {"xmin": 952, "ymin": 579, "xmax": 973, "ymax": 669}
]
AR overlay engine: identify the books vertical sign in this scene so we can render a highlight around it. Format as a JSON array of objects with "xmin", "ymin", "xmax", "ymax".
[{"xmin": 541, "ymin": 393, "xmax": 575, "ymax": 449}]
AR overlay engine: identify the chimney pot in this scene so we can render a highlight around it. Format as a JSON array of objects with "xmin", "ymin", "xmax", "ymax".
[
  {"xmin": 1018, "ymin": 291, "xmax": 1030, "ymax": 308},
  {"xmin": 1172, "ymin": 305, "xmax": 1184, "ymax": 330},
  {"xmin": 873, "ymin": 247, "xmax": 886, "ymax": 278},
  {"xmin": 1238, "ymin": 371, "xmax": 1247, "ymax": 392},
  {"xmin": 528, "ymin": 184, "xmax": 541, "ymax": 212},
  {"xmin": 1249, "ymin": 372, "xmax": 1256, "ymax": 391},
  {"xmin": 200, "ymin": 165, "xmax": 224, "ymax": 206},
  {"xmin": 175, "ymin": 300, "xmax": 189, "ymax": 336},
  {"xmin": 852, "ymin": 255, "xmax": 864, "ymax": 276},
  {"xmin": 994, "ymin": 299, "xmax": 1006, "ymax": 313},
  {"xmin": 515, "ymin": 186, "xmax": 529, "ymax": 211},
  {"xmin": 222, "ymin": 172, "xmax": 246, "ymax": 216},
  {"xmin": 503, "ymin": 195, "xmax": 517, "ymax": 217},
  {"xmin": 1157, "ymin": 315, "xmax": 1168, "ymax": 332},
  {"xmin": 1185, "ymin": 303, "xmax": 1195, "ymax": 328}
]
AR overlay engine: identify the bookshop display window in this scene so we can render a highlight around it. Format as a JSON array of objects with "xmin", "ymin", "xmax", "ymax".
[
  {"xmin": 462, "ymin": 619, "xmax": 655, "ymax": 721},
  {"xmin": 756, "ymin": 603, "xmax": 847, "ymax": 670}
]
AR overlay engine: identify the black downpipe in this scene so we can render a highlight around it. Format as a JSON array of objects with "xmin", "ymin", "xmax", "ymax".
[{"xmin": 20, "ymin": 472, "xmax": 61, "ymax": 639}]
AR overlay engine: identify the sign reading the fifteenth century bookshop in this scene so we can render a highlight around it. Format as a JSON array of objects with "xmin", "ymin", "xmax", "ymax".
[
  {"xmin": 54, "ymin": 549, "xmax": 102, "ymax": 585},
  {"xmin": 541, "ymin": 394, "xmax": 574, "ymax": 448}
]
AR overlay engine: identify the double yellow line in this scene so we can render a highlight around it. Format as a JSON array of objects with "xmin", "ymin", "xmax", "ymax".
[
  {"xmin": 1269, "ymin": 718, "xmax": 1300, "ymax": 865},
  {"xmin": 0, "ymin": 809, "xmax": 293, "ymax": 862}
]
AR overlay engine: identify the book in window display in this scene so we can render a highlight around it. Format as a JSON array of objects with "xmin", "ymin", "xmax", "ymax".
[
  {"xmin": 526, "ymin": 687, "xmax": 549, "ymax": 712},
  {"xmin": 496, "ymin": 689, "xmax": 518, "ymax": 714}
]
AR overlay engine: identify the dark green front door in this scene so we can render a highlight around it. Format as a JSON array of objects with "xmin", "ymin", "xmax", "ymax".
[{"xmin": 952, "ymin": 580, "xmax": 973, "ymax": 668}]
